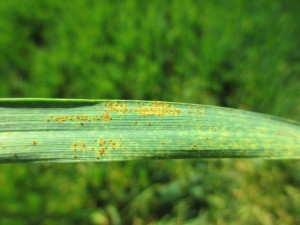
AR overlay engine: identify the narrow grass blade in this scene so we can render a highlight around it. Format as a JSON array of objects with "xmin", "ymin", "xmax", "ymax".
[{"xmin": 0, "ymin": 98, "xmax": 299, "ymax": 163}]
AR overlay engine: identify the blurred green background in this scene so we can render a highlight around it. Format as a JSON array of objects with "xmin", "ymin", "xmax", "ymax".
[{"xmin": 0, "ymin": 0, "xmax": 299, "ymax": 224}]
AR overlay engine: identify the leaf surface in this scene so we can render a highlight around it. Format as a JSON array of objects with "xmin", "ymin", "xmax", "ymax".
[{"xmin": 0, "ymin": 98, "xmax": 299, "ymax": 163}]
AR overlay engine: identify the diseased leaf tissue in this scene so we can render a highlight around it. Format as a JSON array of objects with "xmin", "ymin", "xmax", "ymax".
[{"xmin": 0, "ymin": 99, "xmax": 299, "ymax": 163}]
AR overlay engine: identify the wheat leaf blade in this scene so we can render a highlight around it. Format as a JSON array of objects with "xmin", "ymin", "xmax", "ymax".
[{"xmin": 0, "ymin": 98, "xmax": 299, "ymax": 163}]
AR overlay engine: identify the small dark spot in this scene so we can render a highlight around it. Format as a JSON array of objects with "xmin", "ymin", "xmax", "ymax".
[
  {"xmin": 99, "ymin": 149, "xmax": 105, "ymax": 155},
  {"xmin": 73, "ymin": 143, "xmax": 77, "ymax": 150}
]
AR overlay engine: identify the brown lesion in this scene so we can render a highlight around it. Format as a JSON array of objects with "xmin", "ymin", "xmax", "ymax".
[
  {"xmin": 134, "ymin": 102, "xmax": 181, "ymax": 117},
  {"xmin": 71, "ymin": 137, "xmax": 125, "ymax": 159},
  {"xmin": 45, "ymin": 101, "xmax": 184, "ymax": 125},
  {"xmin": 46, "ymin": 109, "xmax": 114, "ymax": 124},
  {"xmin": 103, "ymin": 101, "xmax": 128, "ymax": 114},
  {"xmin": 102, "ymin": 111, "xmax": 112, "ymax": 121},
  {"xmin": 187, "ymin": 105, "xmax": 203, "ymax": 117},
  {"xmin": 72, "ymin": 141, "xmax": 87, "ymax": 151},
  {"xmin": 72, "ymin": 143, "xmax": 77, "ymax": 150}
]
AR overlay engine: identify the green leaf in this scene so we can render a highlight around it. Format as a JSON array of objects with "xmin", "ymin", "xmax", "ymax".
[{"xmin": 0, "ymin": 98, "xmax": 299, "ymax": 163}]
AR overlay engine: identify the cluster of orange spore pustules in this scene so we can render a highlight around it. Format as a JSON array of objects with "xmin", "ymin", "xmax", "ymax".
[{"xmin": 72, "ymin": 138, "xmax": 125, "ymax": 160}]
